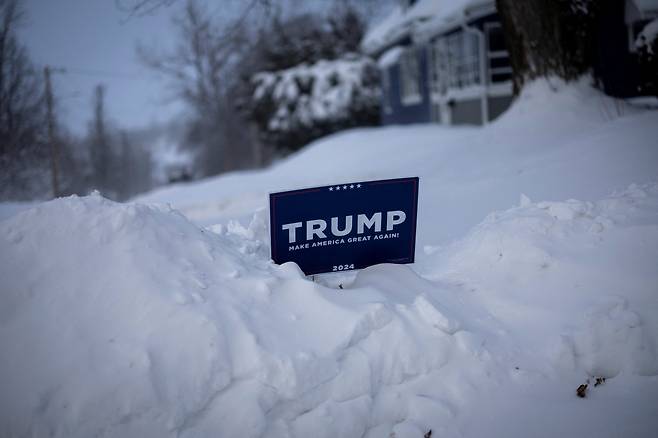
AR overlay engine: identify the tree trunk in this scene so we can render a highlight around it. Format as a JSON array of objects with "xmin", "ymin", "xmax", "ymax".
[{"xmin": 495, "ymin": 0, "xmax": 601, "ymax": 94}]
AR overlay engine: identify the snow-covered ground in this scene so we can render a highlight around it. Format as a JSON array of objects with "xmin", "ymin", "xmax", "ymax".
[{"xmin": 2, "ymin": 80, "xmax": 658, "ymax": 437}]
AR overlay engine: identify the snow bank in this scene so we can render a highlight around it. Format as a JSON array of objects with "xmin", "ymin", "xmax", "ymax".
[
  {"xmin": 494, "ymin": 77, "xmax": 639, "ymax": 128},
  {"xmin": 136, "ymin": 80, "xmax": 658, "ymax": 243},
  {"xmin": 4, "ymin": 185, "xmax": 658, "ymax": 437},
  {"xmin": 0, "ymin": 195, "xmax": 489, "ymax": 437},
  {"xmin": 0, "ymin": 201, "xmax": 34, "ymax": 222},
  {"xmin": 425, "ymin": 184, "xmax": 658, "ymax": 438},
  {"xmin": 2, "ymin": 80, "xmax": 658, "ymax": 437},
  {"xmin": 0, "ymin": 195, "xmax": 254, "ymax": 436},
  {"xmin": 425, "ymin": 183, "xmax": 658, "ymax": 377}
]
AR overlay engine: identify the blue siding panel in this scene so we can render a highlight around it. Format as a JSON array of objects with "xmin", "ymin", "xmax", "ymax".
[{"xmin": 381, "ymin": 46, "xmax": 432, "ymax": 125}]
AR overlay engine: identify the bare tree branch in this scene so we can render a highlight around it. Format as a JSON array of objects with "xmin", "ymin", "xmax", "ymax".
[
  {"xmin": 138, "ymin": 0, "xmax": 251, "ymax": 115},
  {"xmin": 0, "ymin": 0, "xmax": 50, "ymax": 199},
  {"xmin": 115, "ymin": 0, "xmax": 178, "ymax": 17}
]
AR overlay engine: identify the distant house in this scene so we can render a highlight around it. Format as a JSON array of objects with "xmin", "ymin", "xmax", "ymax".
[{"xmin": 363, "ymin": 0, "xmax": 658, "ymax": 126}]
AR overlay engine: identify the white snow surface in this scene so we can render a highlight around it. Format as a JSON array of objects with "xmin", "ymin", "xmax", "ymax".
[
  {"xmin": 377, "ymin": 46, "xmax": 404, "ymax": 68},
  {"xmin": 2, "ymin": 79, "xmax": 658, "ymax": 437}
]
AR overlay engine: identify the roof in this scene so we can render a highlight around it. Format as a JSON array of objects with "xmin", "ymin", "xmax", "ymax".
[
  {"xmin": 360, "ymin": 2, "xmax": 421, "ymax": 56},
  {"xmin": 414, "ymin": 0, "xmax": 494, "ymax": 42},
  {"xmin": 361, "ymin": 0, "xmax": 493, "ymax": 56}
]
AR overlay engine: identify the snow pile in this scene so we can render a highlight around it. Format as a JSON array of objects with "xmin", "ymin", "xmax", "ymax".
[
  {"xmin": 0, "ymin": 195, "xmax": 491, "ymax": 437},
  {"xmin": 494, "ymin": 77, "xmax": 638, "ymax": 127},
  {"xmin": 251, "ymin": 55, "xmax": 380, "ymax": 133},
  {"xmin": 0, "ymin": 195, "xmax": 255, "ymax": 436},
  {"xmin": 424, "ymin": 184, "xmax": 658, "ymax": 437},
  {"xmin": 426, "ymin": 184, "xmax": 658, "ymax": 377},
  {"xmin": 2, "ymin": 80, "xmax": 658, "ymax": 437},
  {"xmin": 4, "ymin": 185, "xmax": 658, "ymax": 437},
  {"xmin": 137, "ymin": 80, "xmax": 658, "ymax": 240}
]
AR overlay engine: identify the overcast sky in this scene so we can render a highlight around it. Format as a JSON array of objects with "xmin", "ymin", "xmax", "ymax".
[
  {"xmin": 21, "ymin": 0, "xmax": 197, "ymax": 135},
  {"xmin": 20, "ymin": 0, "xmax": 392, "ymax": 136}
]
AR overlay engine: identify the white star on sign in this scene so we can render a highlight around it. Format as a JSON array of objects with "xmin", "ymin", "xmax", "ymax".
[
  {"xmin": 329, "ymin": 187, "xmax": 333, "ymax": 191},
  {"xmin": 349, "ymin": 184, "xmax": 354, "ymax": 189},
  {"xmin": 356, "ymin": 184, "xmax": 361, "ymax": 188},
  {"xmin": 335, "ymin": 186, "xmax": 340, "ymax": 190},
  {"xmin": 343, "ymin": 185, "xmax": 347, "ymax": 190}
]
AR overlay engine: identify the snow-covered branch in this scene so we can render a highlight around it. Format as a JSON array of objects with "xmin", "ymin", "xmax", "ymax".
[{"xmin": 250, "ymin": 54, "xmax": 380, "ymax": 150}]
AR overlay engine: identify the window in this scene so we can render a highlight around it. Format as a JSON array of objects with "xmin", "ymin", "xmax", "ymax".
[
  {"xmin": 433, "ymin": 31, "xmax": 480, "ymax": 91},
  {"xmin": 430, "ymin": 38, "xmax": 449, "ymax": 95},
  {"xmin": 445, "ymin": 33, "xmax": 460, "ymax": 89},
  {"xmin": 399, "ymin": 48, "xmax": 421, "ymax": 105},
  {"xmin": 485, "ymin": 22, "xmax": 512, "ymax": 83},
  {"xmin": 430, "ymin": 22, "xmax": 512, "ymax": 96},
  {"xmin": 459, "ymin": 32, "xmax": 480, "ymax": 87},
  {"xmin": 487, "ymin": 23, "xmax": 506, "ymax": 52}
]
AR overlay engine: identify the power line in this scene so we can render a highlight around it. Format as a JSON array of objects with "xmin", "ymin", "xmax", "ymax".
[{"xmin": 65, "ymin": 67, "xmax": 148, "ymax": 80}]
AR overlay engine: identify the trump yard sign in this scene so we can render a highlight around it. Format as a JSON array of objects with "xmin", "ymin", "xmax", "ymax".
[{"xmin": 269, "ymin": 177, "xmax": 419, "ymax": 275}]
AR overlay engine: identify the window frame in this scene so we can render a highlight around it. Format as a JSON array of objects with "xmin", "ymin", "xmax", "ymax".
[
  {"xmin": 399, "ymin": 47, "xmax": 422, "ymax": 106},
  {"xmin": 431, "ymin": 31, "xmax": 480, "ymax": 92},
  {"xmin": 484, "ymin": 21, "xmax": 512, "ymax": 84}
]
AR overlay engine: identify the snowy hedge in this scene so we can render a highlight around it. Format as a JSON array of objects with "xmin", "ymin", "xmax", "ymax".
[{"xmin": 250, "ymin": 54, "xmax": 380, "ymax": 152}]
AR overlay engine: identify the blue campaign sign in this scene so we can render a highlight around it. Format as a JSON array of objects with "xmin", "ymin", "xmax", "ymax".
[{"xmin": 269, "ymin": 177, "xmax": 419, "ymax": 275}]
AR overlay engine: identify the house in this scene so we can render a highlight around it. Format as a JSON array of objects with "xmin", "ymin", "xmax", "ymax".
[
  {"xmin": 363, "ymin": 0, "xmax": 658, "ymax": 126},
  {"xmin": 362, "ymin": 0, "xmax": 513, "ymax": 126}
]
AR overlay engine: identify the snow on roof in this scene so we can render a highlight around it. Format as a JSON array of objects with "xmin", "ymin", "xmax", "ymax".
[
  {"xmin": 361, "ymin": 0, "xmax": 492, "ymax": 55},
  {"xmin": 377, "ymin": 46, "xmax": 404, "ymax": 68},
  {"xmin": 414, "ymin": 0, "xmax": 494, "ymax": 41},
  {"xmin": 361, "ymin": 3, "xmax": 411, "ymax": 55}
]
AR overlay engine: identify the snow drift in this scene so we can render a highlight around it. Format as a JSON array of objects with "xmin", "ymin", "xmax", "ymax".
[
  {"xmin": 4, "ymin": 184, "xmax": 658, "ymax": 437},
  {"xmin": 2, "ymin": 80, "xmax": 658, "ymax": 437},
  {"xmin": 0, "ymin": 195, "xmax": 489, "ymax": 437}
]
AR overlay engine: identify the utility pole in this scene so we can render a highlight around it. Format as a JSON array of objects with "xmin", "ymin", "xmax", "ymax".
[
  {"xmin": 44, "ymin": 65, "xmax": 65, "ymax": 198},
  {"xmin": 92, "ymin": 84, "xmax": 109, "ymax": 195},
  {"xmin": 120, "ymin": 130, "xmax": 132, "ymax": 200}
]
